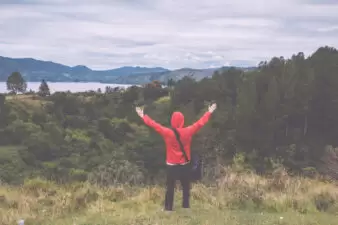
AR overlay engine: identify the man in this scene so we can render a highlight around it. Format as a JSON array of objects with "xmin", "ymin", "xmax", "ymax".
[{"xmin": 135, "ymin": 103, "xmax": 217, "ymax": 211}]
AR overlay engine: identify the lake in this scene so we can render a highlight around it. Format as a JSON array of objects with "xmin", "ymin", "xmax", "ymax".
[{"xmin": 0, "ymin": 82, "xmax": 133, "ymax": 94}]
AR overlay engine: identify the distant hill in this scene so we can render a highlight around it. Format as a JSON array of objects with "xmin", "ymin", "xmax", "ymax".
[
  {"xmin": 0, "ymin": 56, "xmax": 256, "ymax": 84},
  {"xmin": 113, "ymin": 68, "xmax": 219, "ymax": 84}
]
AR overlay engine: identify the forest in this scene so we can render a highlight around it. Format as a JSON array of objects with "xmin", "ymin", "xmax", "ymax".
[{"xmin": 0, "ymin": 46, "xmax": 338, "ymax": 186}]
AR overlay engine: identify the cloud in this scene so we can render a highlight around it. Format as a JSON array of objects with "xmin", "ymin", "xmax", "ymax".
[
  {"xmin": 302, "ymin": 0, "xmax": 338, "ymax": 5},
  {"xmin": 0, "ymin": 0, "xmax": 337, "ymax": 70}
]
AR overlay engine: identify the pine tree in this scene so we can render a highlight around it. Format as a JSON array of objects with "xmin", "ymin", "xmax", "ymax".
[{"xmin": 38, "ymin": 79, "xmax": 50, "ymax": 97}]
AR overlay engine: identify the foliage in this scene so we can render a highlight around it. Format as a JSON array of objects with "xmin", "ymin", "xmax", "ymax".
[
  {"xmin": 38, "ymin": 79, "xmax": 50, "ymax": 97},
  {"xmin": 0, "ymin": 46, "xmax": 338, "ymax": 185},
  {"xmin": 6, "ymin": 71, "xmax": 27, "ymax": 94},
  {"xmin": 0, "ymin": 169, "xmax": 337, "ymax": 224}
]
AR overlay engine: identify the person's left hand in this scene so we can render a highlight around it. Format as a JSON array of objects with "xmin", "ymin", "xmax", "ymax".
[
  {"xmin": 135, "ymin": 107, "xmax": 144, "ymax": 118},
  {"xmin": 208, "ymin": 103, "xmax": 217, "ymax": 113}
]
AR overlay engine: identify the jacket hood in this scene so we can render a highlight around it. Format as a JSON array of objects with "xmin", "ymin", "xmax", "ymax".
[{"xmin": 171, "ymin": 111, "xmax": 184, "ymax": 128}]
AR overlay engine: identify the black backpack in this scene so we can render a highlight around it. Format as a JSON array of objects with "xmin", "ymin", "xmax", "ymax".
[{"xmin": 170, "ymin": 127, "xmax": 203, "ymax": 182}]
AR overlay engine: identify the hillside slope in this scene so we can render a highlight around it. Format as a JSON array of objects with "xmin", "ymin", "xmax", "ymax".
[
  {"xmin": 113, "ymin": 68, "xmax": 218, "ymax": 84},
  {"xmin": 0, "ymin": 56, "xmax": 169, "ymax": 83},
  {"xmin": 0, "ymin": 56, "xmax": 255, "ymax": 84}
]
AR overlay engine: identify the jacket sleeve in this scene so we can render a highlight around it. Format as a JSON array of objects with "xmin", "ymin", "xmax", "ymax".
[
  {"xmin": 186, "ymin": 112, "xmax": 212, "ymax": 135},
  {"xmin": 142, "ymin": 115, "xmax": 167, "ymax": 135}
]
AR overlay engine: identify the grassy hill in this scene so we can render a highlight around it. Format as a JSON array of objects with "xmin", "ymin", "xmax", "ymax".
[{"xmin": 1, "ymin": 167, "xmax": 337, "ymax": 225}]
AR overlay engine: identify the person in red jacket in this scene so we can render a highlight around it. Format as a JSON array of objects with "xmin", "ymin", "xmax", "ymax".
[{"xmin": 135, "ymin": 103, "xmax": 217, "ymax": 211}]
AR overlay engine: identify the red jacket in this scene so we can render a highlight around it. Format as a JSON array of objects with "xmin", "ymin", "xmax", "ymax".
[{"xmin": 142, "ymin": 111, "xmax": 212, "ymax": 164}]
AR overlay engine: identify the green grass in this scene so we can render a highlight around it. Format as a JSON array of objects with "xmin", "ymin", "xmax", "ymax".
[
  {"xmin": 1, "ymin": 168, "xmax": 338, "ymax": 225},
  {"xmin": 6, "ymin": 94, "xmax": 45, "ymax": 114},
  {"xmin": 39, "ymin": 206, "xmax": 338, "ymax": 225}
]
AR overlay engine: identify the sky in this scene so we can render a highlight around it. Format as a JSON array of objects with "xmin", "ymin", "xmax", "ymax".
[{"xmin": 0, "ymin": 0, "xmax": 337, "ymax": 70}]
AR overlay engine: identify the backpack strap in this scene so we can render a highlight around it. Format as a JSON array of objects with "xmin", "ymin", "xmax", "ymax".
[{"xmin": 170, "ymin": 127, "xmax": 189, "ymax": 163}]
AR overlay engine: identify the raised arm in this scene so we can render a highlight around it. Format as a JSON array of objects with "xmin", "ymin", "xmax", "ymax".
[
  {"xmin": 135, "ymin": 107, "xmax": 167, "ymax": 135},
  {"xmin": 186, "ymin": 103, "xmax": 217, "ymax": 135}
]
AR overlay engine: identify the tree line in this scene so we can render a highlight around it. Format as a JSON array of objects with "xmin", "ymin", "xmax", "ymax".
[{"xmin": 0, "ymin": 46, "xmax": 337, "ymax": 185}]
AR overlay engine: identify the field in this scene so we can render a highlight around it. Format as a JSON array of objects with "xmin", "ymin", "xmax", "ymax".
[{"xmin": 1, "ymin": 168, "xmax": 337, "ymax": 225}]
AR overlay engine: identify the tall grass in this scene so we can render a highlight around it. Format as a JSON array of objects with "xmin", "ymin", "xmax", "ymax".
[{"xmin": 0, "ymin": 167, "xmax": 337, "ymax": 225}]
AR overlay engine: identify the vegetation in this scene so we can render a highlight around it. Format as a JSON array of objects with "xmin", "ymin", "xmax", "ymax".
[
  {"xmin": 1, "ymin": 167, "xmax": 337, "ymax": 225},
  {"xmin": 1, "ymin": 46, "xmax": 338, "ymax": 224},
  {"xmin": 6, "ymin": 72, "xmax": 27, "ymax": 94},
  {"xmin": 38, "ymin": 79, "xmax": 50, "ymax": 97}
]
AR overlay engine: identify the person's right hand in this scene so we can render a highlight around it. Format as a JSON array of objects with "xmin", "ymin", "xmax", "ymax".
[{"xmin": 208, "ymin": 103, "xmax": 217, "ymax": 113}]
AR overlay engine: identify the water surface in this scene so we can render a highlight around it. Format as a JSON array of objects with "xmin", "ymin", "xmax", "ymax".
[{"xmin": 0, "ymin": 82, "xmax": 132, "ymax": 94}]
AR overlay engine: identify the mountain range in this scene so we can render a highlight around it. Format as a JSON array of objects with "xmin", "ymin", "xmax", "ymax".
[{"xmin": 0, "ymin": 56, "xmax": 256, "ymax": 84}]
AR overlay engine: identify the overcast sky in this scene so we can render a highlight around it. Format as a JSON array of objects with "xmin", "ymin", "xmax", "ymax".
[{"xmin": 0, "ymin": 0, "xmax": 337, "ymax": 70}]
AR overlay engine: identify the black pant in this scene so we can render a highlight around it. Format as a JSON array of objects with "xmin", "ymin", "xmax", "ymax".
[{"xmin": 164, "ymin": 164, "xmax": 191, "ymax": 211}]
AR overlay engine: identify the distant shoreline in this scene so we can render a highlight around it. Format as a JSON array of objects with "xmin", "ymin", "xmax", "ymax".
[{"xmin": 0, "ymin": 81, "xmax": 134, "ymax": 94}]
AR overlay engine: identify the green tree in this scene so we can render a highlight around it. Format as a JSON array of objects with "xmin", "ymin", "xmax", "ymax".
[
  {"xmin": 38, "ymin": 79, "xmax": 50, "ymax": 97},
  {"xmin": 6, "ymin": 71, "xmax": 27, "ymax": 94}
]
